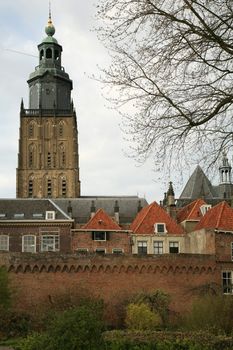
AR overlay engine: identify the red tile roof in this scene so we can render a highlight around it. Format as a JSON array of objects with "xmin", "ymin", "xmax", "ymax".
[
  {"xmin": 130, "ymin": 201, "xmax": 184, "ymax": 235},
  {"xmin": 83, "ymin": 208, "xmax": 121, "ymax": 230},
  {"xmin": 195, "ymin": 201, "xmax": 233, "ymax": 231},
  {"xmin": 177, "ymin": 198, "xmax": 207, "ymax": 223}
]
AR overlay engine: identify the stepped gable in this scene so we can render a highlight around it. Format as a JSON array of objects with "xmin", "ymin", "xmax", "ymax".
[
  {"xmin": 83, "ymin": 208, "xmax": 121, "ymax": 230},
  {"xmin": 130, "ymin": 201, "xmax": 184, "ymax": 235},
  {"xmin": 195, "ymin": 201, "xmax": 233, "ymax": 231},
  {"xmin": 179, "ymin": 165, "xmax": 216, "ymax": 200},
  {"xmin": 177, "ymin": 198, "xmax": 207, "ymax": 223}
]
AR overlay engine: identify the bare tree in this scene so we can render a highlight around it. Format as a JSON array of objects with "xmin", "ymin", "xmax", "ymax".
[{"xmin": 96, "ymin": 0, "xmax": 233, "ymax": 174}]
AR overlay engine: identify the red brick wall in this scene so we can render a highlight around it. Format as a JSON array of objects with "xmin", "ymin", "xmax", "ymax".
[
  {"xmin": 0, "ymin": 253, "xmax": 225, "ymax": 324},
  {"xmin": 215, "ymin": 232, "xmax": 233, "ymax": 261},
  {"xmin": 0, "ymin": 224, "xmax": 72, "ymax": 253},
  {"xmin": 71, "ymin": 231, "xmax": 131, "ymax": 254}
]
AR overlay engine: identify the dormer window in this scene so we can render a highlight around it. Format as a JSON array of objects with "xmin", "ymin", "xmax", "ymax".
[
  {"xmin": 46, "ymin": 211, "xmax": 55, "ymax": 220},
  {"xmin": 154, "ymin": 223, "xmax": 166, "ymax": 234},
  {"xmin": 200, "ymin": 205, "xmax": 212, "ymax": 216}
]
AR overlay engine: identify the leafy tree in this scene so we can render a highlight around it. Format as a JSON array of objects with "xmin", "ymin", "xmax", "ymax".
[
  {"xmin": 96, "ymin": 0, "xmax": 233, "ymax": 173},
  {"xmin": 125, "ymin": 303, "xmax": 162, "ymax": 330},
  {"xmin": 131, "ymin": 290, "xmax": 170, "ymax": 326},
  {"xmin": 17, "ymin": 301, "xmax": 105, "ymax": 350}
]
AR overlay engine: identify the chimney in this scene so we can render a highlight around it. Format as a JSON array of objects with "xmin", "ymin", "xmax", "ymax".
[
  {"xmin": 137, "ymin": 200, "xmax": 142, "ymax": 213},
  {"xmin": 114, "ymin": 200, "xmax": 120, "ymax": 224},
  {"xmin": 67, "ymin": 200, "xmax": 73, "ymax": 218},
  {"xmin": 90, "ymin": 200, "xmax": 96, "ymax": 218}
]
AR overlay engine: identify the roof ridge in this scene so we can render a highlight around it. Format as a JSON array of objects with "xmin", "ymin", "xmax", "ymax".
[
  {"xmin": 216, "ymin": 202, "xmax": 226, "ymax": 228},
  {"xmin": 133, "ymin": 202, "xmax": 155, "ymax": 232}
]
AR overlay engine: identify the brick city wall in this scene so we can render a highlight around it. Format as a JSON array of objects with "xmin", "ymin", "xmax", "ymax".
[{"xmin": 0, "ymin": 252, "xmax": 225, "ymax": 323}]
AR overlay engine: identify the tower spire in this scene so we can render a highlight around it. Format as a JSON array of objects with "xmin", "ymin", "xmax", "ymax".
[{"xmin": 49, "ymin": 1, "xmax": 51, "ymax": 20}]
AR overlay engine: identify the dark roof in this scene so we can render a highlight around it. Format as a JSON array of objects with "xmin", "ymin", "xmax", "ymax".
[
  {"xmin": 53, "ymin": 196, "xmax": 148, "ymax": 224},
  {"xmin": 0, "ymin": 199, "xmax": 71, "ymax": 221},
  {"xmin": 179, "ymin": 166, "xmax": 217, "ymax": 201}
]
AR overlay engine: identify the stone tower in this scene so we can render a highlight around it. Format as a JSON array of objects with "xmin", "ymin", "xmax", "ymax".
[
  {"xmin": 16, "ymin": 14, "xmax": 81, "ymax": 198},
  {"xmin": 218, "ymin": 152, "xmax": 232, "ymax": 199}
]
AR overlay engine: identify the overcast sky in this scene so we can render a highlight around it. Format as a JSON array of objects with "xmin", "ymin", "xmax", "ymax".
[{"xmin": 0, "ymin": 0, "xmax": 192, "ymax": 203}]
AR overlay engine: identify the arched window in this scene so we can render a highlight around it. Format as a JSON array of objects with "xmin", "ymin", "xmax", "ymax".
[
  {"xmin": 59, "ymin": 144, "xmax": 66, "ymax": 168},
  {"xmin": 40, "ymin": 49, "xmax": 44, "ymax": 60},
  {"xmin": 55, "ymin": 50, "xmax": 59, "ymax": 60},
  {"xmin": 46, "ymin": 48, "xmax": 52, "ymax": 59},
  {"xmin": 28, "ymin": 122, "xmax": 35, "ymax": 138},
  {"xmin": 28, "ymin": 144, "xmax": 36, "ymax": 168},
  {"xmin": 59, "ymin": 122, "xmax": 64, "ymax": 137}
]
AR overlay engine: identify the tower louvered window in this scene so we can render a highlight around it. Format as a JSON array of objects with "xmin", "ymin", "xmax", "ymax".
[
  {"xmin": 28, "ymin": 179, "xmax": 33, "ymax": 197},
  {"xmin": 47, "ymin": 179, "xmax": 52, "ymax": 197}
]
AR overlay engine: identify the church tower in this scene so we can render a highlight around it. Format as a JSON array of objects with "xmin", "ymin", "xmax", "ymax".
[{"xmin": 16, "ymin": 13, "xmax": 81, "ymax": 198}]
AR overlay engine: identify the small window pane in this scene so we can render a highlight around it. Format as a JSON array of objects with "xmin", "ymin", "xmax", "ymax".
[
  {"xmin": 169, "ymin": 241, "xmax": 179, "ymax": 254},
  {"xmin": 138, "ymin": 241, "xmax": 147, "ymax": 255},
  {"xmin": 41, "ymin": 235, "xmax": 59, "ymax": 252},
  {"xmin": 0, "ymin": 235, "xmax": 9, "ymax": 251},
  {"xmin": 93, "ymin": 232, "xmax": 106, "ymax": 241},
  {"xmin": 112, "ymin": 248, "xmax": 123, "ymax": 254},
  {"xmin": 222, "ymin": 271, "xmax": 233, "ymax": 294},
  {"xmin": 23, "ymin": 235, "xmax": 36, "ymax": 253},
  {"xmin": 154, "ymin": 241, "xmax": 163, "ymax": 254}
]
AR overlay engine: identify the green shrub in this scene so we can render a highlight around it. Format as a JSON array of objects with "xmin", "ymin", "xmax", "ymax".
[
  {"xmin": 17, "ymin": 301, "xmax": 105, "ymax": 350},
  {"xmin": 183, "ymin": 295, "xmax": 233, "ymax": 334},
  {"xmin": 130, "ymin": 290, "xmax": 170, "ymax": 326},
  {"xmin": 125, "ymin": 303, "xmax": 162, "ymax": 330}
]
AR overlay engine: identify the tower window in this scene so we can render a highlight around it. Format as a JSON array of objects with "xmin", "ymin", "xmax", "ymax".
[
  {"xmin": 59, "ymin": 123, "xmax": 63, "ymax": 137},
  {"xmin": 46, "ymin": 48, "xmax": 52, "ymax": 59},
  {"xmin": 28, "ymin": 123, "xmax": 34, "ymax": 138},
  {"xmin": 29, "ymin": 151, "xmax": 33, "ymax": 167},
  {"xmin": 55, "ymin": 50, "xmax": 59, "ymax": 60},
  {"xmin": 47, "ymin": 179, "xmax": 52, "ymax": 197},
  {"xmin": 62, "ymin": 152, "xmax": 66, "ymax": 167},
  {"xmin": 62, "ymin": 179, "xmax": 66, "ymax": 197},
  {"xmin": 28, "ymin": 179, "xmax": 33, "ymax": 197},
  {"xmin": 40, "ymin": 49, "xmax": 44, "ymax": 60},
  {"xmin": 47, "ymin": 152, "xmax": 52, "ymax": 168}
]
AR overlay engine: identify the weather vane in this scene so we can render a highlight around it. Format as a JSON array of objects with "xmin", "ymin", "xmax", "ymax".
[{"xmin": 49, "ymin": 1, "xmax": 51, "ymax": 19}]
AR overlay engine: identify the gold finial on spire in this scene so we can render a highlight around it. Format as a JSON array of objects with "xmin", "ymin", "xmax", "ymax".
[{"xmin": 45, "ymin": 0, "xmax": 55, "ymax": 36}]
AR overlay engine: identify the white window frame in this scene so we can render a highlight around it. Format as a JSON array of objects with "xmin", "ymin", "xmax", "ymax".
[
  {"xmin": 169, "ymin": 241, "xmax": 179, "ymax": 254},
  {"xmin": 95, "ymin": 248, "xmax": 106, "ymax": 254},
  {"xmin": 0, "ymin": 235, "xmax": 9, "ymax": 251},
  {"xmin": 153, "ymin": 241, "xmax": 163, "ymax": 255},
  {"xmin": 22, "ymin": 235, "xmax": 36, "ymax": 253},
  {"xmin": 200, "ymin": 204, "xmax": 212, "ymax": 216},
  {"xmin": 137, "ymin": 241, "xmax": 148, "ymax": 255},
  {"xmin": 222, "ymin": 271, "xmax": 233, "ymax": 294},
  {"xmin": 93, "ymin": 231, "xmax": 107, "ymax": 241},
  {"xmin": 76, "ymin": 248, "xmax": 88, "ymax": 254},
  {"xmin": 41, "ymin": 234, "xmax": 59, "ymax": 252},
  {"xmin": 112, "ymin": 248, "xmax": 124, "ymax": 254},
  {"xmin": 45, "ymin": 211, "xmax": 55, "ymax": 220},
  {"xmin": 154, "ymin": 223, "xmax": 166, "ymax": 234}
]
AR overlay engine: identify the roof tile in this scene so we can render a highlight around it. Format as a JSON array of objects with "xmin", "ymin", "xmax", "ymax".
[
  {"xmin": 195, "ymin": 201, "xmax": 233, "ymax": 231},
  {"xmin": 83, "ymin": 208, "xmax": 121, "ymax": 230},
  {"xmin": 177, "ymin": 198, "xmax": 207, "ymax": 223},
  {"xmin": 130, "ymin": 201, "xmax": 184, "ymax": 235}
]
